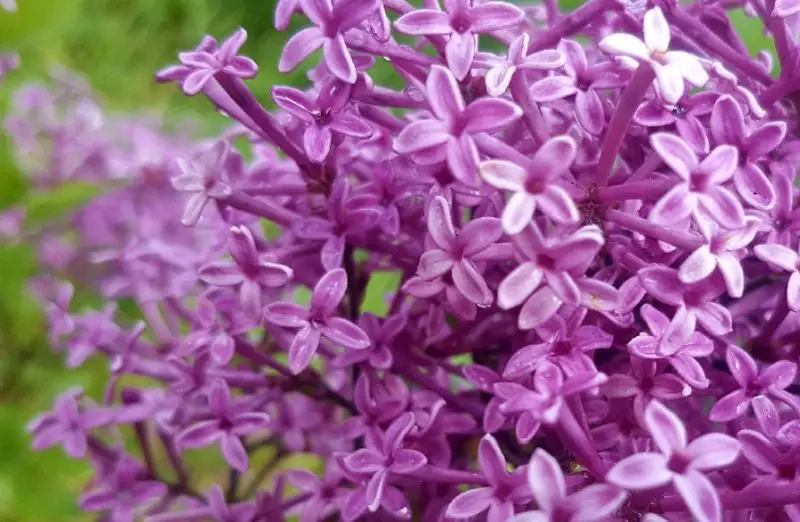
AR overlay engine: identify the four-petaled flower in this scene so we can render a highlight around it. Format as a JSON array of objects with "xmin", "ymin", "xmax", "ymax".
[
  {"xmin": 599, "ymin": 6, "xmax": 709, "ymax": 104},
  {"xmin": 272, "ymin": 81, "xmax": 372, "ymax": 163},
  {"xmin": 498, "ymin": 224, "xmax": 604, "ymax": 329},
  {"xmin": 176, "ymin": 379, "xmax": 271, "ymax": 472},
  {"xmin": 649, "ymin": 132, "xmax": 744, "ymax": 229},
  {"xmin": 708, "ymin": 344, "xmax": 798, "ymax": 422},
  {"xmin": 394, "ymin": 65, "xmax": 522, "ymax": 186},
  {"xmin": 627, "ymin": 304, "xmax": 714, "ymax": 389},
  {"xmin": 607, "ymin": 400, "xmax": 740, "ymax": 522},
  {"xmin": 480, "ymin": 135, "xmax": 581, "ymax": 234},
  {"xmin": 474, "ymin": 33, "xmax": 565, "ymax": 96},
  {"xmin": 198, "ymin": 226, "xmax": 294, "ymax": 319},
  {"xmin": 156, "ymin": 29, "xmax": 258, "ymax": 96},
  {"xmin": 28, "ymin": 388, "xmax": 115, "ymax": 458},
  {"xmin": 80, "ymin": 456, "xmax": 167, "ymax": 521},
  {"xmin": 445, "ymin": 433, "xmax": 532, "ymax": 522},
  {"xmin": 171, "ymin": 140, "xmax": 235, "ymax": 226},
  {"xmin": 508, "ymin": 449, "xmax": 627, "ymax": 522},
  {"xmin": 413, "ymin": 195, "xmax": 505, "ymax": 307},
  {"xmin": 394, "ymin": 0, "xmax": 524, "ymax": 80},
  {"xmin": 342, "ymin": 412, "xmax": 428, "ymax": 513},
  {"xmin": 279, "ymin": 0, "xmax": 381, "ymax": 83},
  {"xmin": 263, "ymin": 268, "xmax": 371, "ymax": 374}
]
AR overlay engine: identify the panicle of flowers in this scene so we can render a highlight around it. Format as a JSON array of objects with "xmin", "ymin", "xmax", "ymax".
[{"xmin": 13, "ymin": 0, "xmax": 800, "ymax": 520}]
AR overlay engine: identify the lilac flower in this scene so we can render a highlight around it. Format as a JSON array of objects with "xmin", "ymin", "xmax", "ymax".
[
  {"xmin": 648, "ymin": 132, "xmax": 744, "ymax": 229},
  {"xmin": 638, "ymin": 265, "xmax": 732, "ymax": 335},
  {"xmin": 480, "ymin": 135, "xmax": 580, "ymax": 233},
  {"xmin": 413, "ymin": 195, "xmax": 503, "ymax": 307},
  {"xmin": 634, "ymin": 92, "xmax": 718, "ymax": 153},
  {"xmin": 333, "ymin": 312, "xmax": 405, "ymax": 370},
  {"xmin": 80, "ymin": 456, "xmax": 167, "ymax": 521},
  {"xmin": 394, "ymin": 0, "xmax": 524, "ymax": 80},
  {"xmin": 497, "ymin": 224, "xmax": 604, "ymax": 329},
  {"xmin": 603, "ymin": 358, "xmax": 691, "ymax": 423},
  {"xmin": 599, "ymin": 6, "xmax": 708, "ymax": 104},
  {"xmin": 171, "ymin": 140, "xmax": 234, "ymax": 226},
  {"xmin": 774, "ymin": 0, "xmax": 800, "ymax": 17},
  {"xmin": 607, "ymin": 401, "xmax": 740, "ymax": 522},
  {"xmin": 342, "ymin": 412, "xmax": 427, "ymax": 512},
  {"xmin": 198, "ymin": 226, "xmax": 293, "ymax": 319},
  {"xmin": 278, "ymin": 0, "xmax": 380, "ymax": 83},
  {"xmin": 156, "ymin": 29, "xmax": 258, "ymax": 95},
  {"xmin": 263, "ymin": 268, "xmax": 370, "ymax": 374},
  {"xmin": 292, "ymin": 177, "xmax": 382, "ymax": 270},
  {"xmin": 44, "ymin": 281, "xmax": 75, "ymax": 345},
  {"xmin": 710, "ymin": 95, "xmax": 783, "ymax": 210},
  {"xmin": 627, "ymin": 304, "xmax": 713, "ymax": 389},
  {"xmin": 28, "ymin": 388, "xmax": 114, "ymax": 458},
  {"xmin": 445, "ymin": 434, "xmax": 531, "ymax": 522},
  {"xmin": 474, "ymin": 33, "xmax": 565, "ymax": 96},
  {"xmin": 65, "ymin": 304, "xmax": 122, "ymax": 368},
  {"xmin": 287, "ymin": 460, "xmax": 350, "ymax": 522},
  {"xmin": 508, "ymin": 449, "xmax": 626, "ymax": 522},
  {"xmin": 678, "ymin": 216, "xmax": 760, "ymax": 297},
  {"xmin": 754, "ymin": 243, "xmax": 800, "ymax": 311},
  {"xmin": 394, "ymin": 65, "xmax": 522, "ymax": 186},
  {"xmin": 272, "ymin": 82, "xmax": 372, "ymax": 163},
  {"xmin": 502, "ymin": 308, "xmax": 612, "ymax": 379},
  {"xmin": 176, "ymin": 379, "xmax": 271, "ymax": 472},
  {"xmin": 708, "ymin": 344, "xmax": 798, "ymax": 422}
]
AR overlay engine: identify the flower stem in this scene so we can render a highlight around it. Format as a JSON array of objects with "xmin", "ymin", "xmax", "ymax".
[
  {"xmin": 597, "ymin": 180, "xmax": 676, "ymax": 203},
  {"xmin": 408, "ymin": 466, "xmax": 488, "ymax": 486},
  {"xmin": 509, "ymin": 73, "xmax": 548, "ymax": 145},
  {"xmin": 222, "ymin": 191, "xmax": 298, "ymax": 228},
  {"xmin": 552, "ymin": 404, "xmax": 607, "ymax": 478},
  {"xmin": 529, "ymin": 0, "xmax": 618, "ymax": 52},
  {"xmin": 595, "ymin": 64, "xmax": 655, "ymax": 186},
  {"xmin": 604, "ymin": 208, "xmax": 705, "ymax": 250}
]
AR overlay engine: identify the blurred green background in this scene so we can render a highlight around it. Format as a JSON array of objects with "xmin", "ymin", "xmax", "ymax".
[{"xmin": 0, "ymin": 0, "xmax": 775, "ymax": 520}]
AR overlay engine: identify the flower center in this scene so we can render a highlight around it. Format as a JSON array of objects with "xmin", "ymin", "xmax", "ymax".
[{"xmin": 667, "ymin": 452, "xmax": 691, "ymax": 474}]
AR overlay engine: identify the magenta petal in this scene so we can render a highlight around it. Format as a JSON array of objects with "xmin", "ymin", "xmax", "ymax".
[
  {"xmin": 726, "ymin": 344, "xmax": 758, "ymax": 387},
  {"xmin": 344, "ymin": 448, "xmax": 386, "ymax": 473},
  {"xmin": 366, "ymin": 468, "xmax": 389, "ymax": 512},
  {"xmin": 452, "ymin": 259, "xmax": 493, "ymax": 307},
  {"xmin": 529, "ymin": 75, "xmax": 577, "ymax": 102},
  {"xmin": 518, "ymin": 287, "xmax": 561, "ymax": 330},
  {"xmin": 288, "ymin": 327, "xmax": 322, "ymax": 374},
  {"xmin": 263, "ymin": 302, "xmax": 308, "ymax": 328},
  {"xmin": 469, "ymin": 1, "xmax": 524, "ymax": 32},
  {"xmin": 673, "ymin": 471, "xmax": 721, "ymax": 522},
  {"xmin": 279, "ymin": 27, "xmax": 324, "ymax": 73},
  {"xmin": 606, "ymin": 453, "xmax": 672, "ymax": 489},
  {"xmin": 734, "ymin": 163, "xmax": 776, "ymax": 210},
  {"xmin": 445, "ymin": 31, "xmax": 476, "ymax": 81},
  {"xmin": 394, "ymin": 119, "xmax": 451, "ymax": 153},
  {"xmin": 426, "ymin": 65, "xmax": 466, "ymax": 120},
  {"xmin": 463, "ymin": 98, "xmax": 521, "ymax": 133},
  {"xmin": 390, "ymin": 449, "xmax": 428, "ymax": 474},
  {"xmin": 418, "ymin": 249, "xmax": 455, "ymax": 280},
  {"xmin": 322, "ymin": 317, "xmax": 370, "ymax": 349},
  {"xmin": 528, "ymin": 449, "xmax": 566, "ymax": 511},
  {"xmin": 446, "ymin": 134, "xmax": 480, "ymax": 186},
  {"xmin": 645, "ymin": 400, "xmax": 687, "ymax": 454},
  {"xmin": 394, "ymin": 9, "xmax": 452, "ymax": 34},
  {"xmin": 568, "ymin": 484, "xmax": 628, "ymax": 521},
  {"xmin": 311, "ymin": 268, "xmax": 348, "ymax": 317},
  {"xmin": 323, "ymin": 34, "xmax": 357, "ymax": 84},
  {"xmin": 708, "ymin": 390, "xmax": 749, "ymax": 422},
  {"xmin": 304, "ymin": 123, "xmax": 333, "ymax": 163},
  {"xmin": 478, "ymin": 434, "xmax": 507, "ymax": 487},
  {"xmin": 685, "ymin": 433, "xmax": 740, "ymax": 470},
  {"xmin": 178, "ymin": 420, "xmax": 221, "ymax": 449},
  {"xmin": 737, "ymin": 430, "xmax": 780, "ymax": 473},
  {"xmin": 220, "ymin": 433, "xmax": 249, "ymax": 472},
  {"xmin": 445, "ymin": 487, "xmax": 494, "ymax": 518}
]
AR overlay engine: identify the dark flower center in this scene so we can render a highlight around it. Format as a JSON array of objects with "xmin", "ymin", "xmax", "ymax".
[
  {"xmin": 667, "ymin": 452, "xmax": 691, "ymax": 474},
  {"xmin": 524, "ymin": 177, "xmax": 546, "ymax": 195}
]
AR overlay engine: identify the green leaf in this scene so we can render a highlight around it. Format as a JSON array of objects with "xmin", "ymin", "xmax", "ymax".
[
  {"xmin": 24, "ymin": 182, "xmax": 101, "ymax": 225},
  {"xmin": 360, "ymin": 270, "xmax": 403, "ymax": 317}
]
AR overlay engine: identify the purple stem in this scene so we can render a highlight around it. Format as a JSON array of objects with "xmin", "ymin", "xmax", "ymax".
[
  {"xmin": 222, "ymin": 191, "xmax": 298, "ymax": 228},
  {"xmin": 595, "ymin": 64, "xmax": 656, "ymax": 186},
  {"xmin": 408, "ymin": 466, "xmax": 489, "ymax": 486},
  {"xmin": 605, "ymin": 208, "xmax": 705, "ymax": 250},
  {"xmin": 529, "ymin": 0, "xmax": 618, "ymax": 52},
  {"xmin": 597, "ymin": 179, "xmax": 676, "ymax": 202},
  {"xmin": 509, "ymin": 73, "xmax": 548, "ymax": 145},
  {"xmin": 552, "ymin": 404, "xmax": 607, "ymax": 478}
]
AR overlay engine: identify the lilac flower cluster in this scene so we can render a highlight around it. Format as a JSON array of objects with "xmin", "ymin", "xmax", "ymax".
[{"xmin": 14, "ymin": 0, "xmax": 800, "ymax": 520}]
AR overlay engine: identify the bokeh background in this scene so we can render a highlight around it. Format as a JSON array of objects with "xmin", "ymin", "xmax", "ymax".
[{"xmin": 0, "ymin": 0, "xmax": 777, "ymax": 520}]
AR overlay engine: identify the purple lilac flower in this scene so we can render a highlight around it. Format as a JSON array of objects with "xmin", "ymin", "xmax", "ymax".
[
  {"xmin": 608, "ymin": 401, "xmax": 740, "ymax": 522},
  {"xmin": 80, "ymin": 456, "xmax": 167, "ymax": 521},
  {"xmin": 394, "ymin": 0, "xmax": 524, "ymax": 80},
  {"xmin": 263, "ymin": 268, "xmax": 370, "ymax": 373},
  {"xmin": 394, "ymin": 65, "xmax": 521, "ymax": 186}
]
